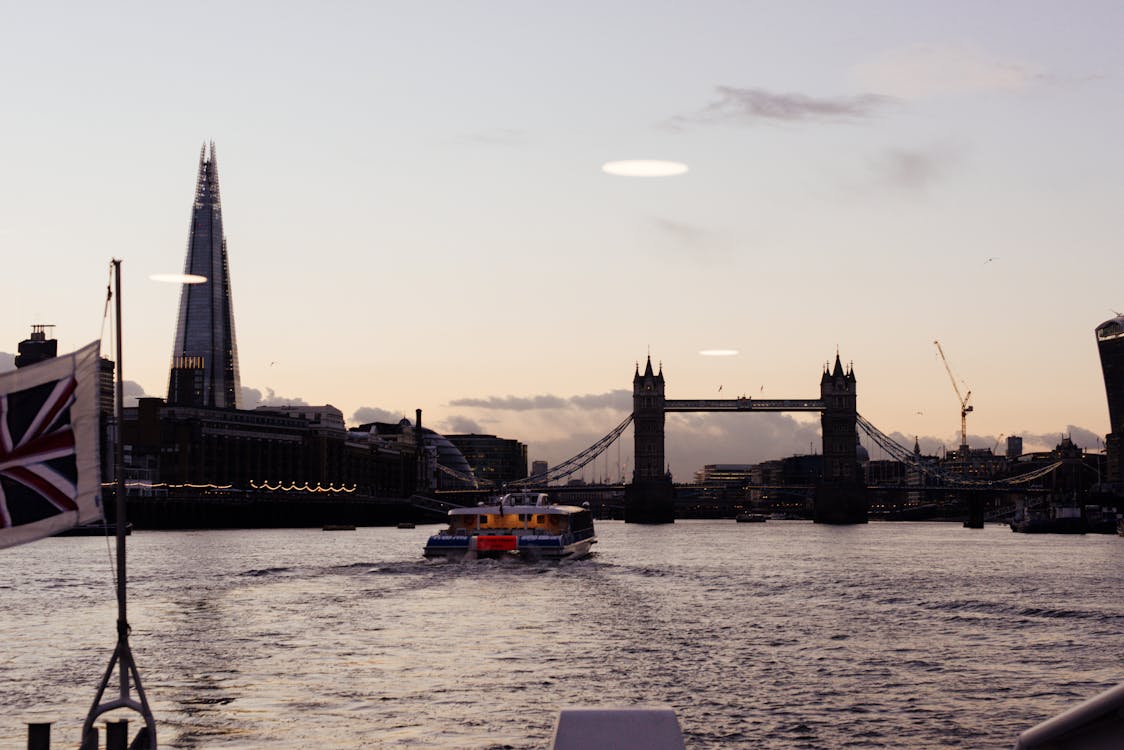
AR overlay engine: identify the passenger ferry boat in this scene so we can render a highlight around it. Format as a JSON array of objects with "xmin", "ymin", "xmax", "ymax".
[{"xmin": 424, "ymin": 492, "xmax": 596, "ymax": 560}]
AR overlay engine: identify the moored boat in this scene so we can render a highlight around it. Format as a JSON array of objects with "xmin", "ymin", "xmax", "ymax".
[
  {"xmin": 735, "ymin": 512, "xmax": 767, "ymax": 523},
  {"xmin": 424, "ymin": 492, "xmax": 596, "ymax": 560},
  {"xmin": 1010, "ymin": 504, "xmax": 1086, "ymax": 534}
]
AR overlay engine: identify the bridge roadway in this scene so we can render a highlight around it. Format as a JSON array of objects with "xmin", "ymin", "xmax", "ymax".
[{"xmin": 663, "ymin": 398, "xmax": 824, "ymax": 412}]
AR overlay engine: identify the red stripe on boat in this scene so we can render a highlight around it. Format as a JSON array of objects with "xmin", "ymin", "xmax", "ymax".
[{"xmin": 476, "ymin": 535, "xmax": 517, "ymax": 551}]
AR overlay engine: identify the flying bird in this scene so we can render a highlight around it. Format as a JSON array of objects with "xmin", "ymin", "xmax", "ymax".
[
  {"xmin": 983, "ymin": 257, "xmax": 999, "ymax": 265},
  {"xmin": 718, "ymin": 385, "xmax": 723, "ymax": 392}
]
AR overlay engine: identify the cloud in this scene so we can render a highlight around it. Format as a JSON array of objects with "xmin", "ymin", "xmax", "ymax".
[
  {"xmin": 0, "ymin": 352, "xmax": 13, "ymax": 372},
  {"xmin": 449, "ymin": 394, "xmax": 570, "ymax": 410},
  {"xmin": 872, "ymin": 143, "xmax": 962, "ymax": 191},
  {"xmin": 351, "ymin": 405, "xmax": 404, "ymax": 425},
  {"xmin": 241, "ymin": 386, "xmax": 309, "ymax": 411},
  {"xmin": 123, "ymin": 380, "xmax": 149, "ymax": 407},
  {"xmin": 450, "ymin": 390, "xmax": 632, "ymax": 412},
  {"xmin": 445, "ymin": 415, "xmax": 485, "ymax": 434},
  {"xmin": 667, "ymin": 85, "xmax": 890, "ymax": 129},
  {"xmin": 650, "ymin": 218, "xmax": 730, "ymax": 263},
  {"xmin": 663, "ymin": 412, "xmax": 823, "ymax": 477},
  {"xmin": 853, "ymin": 45, "xmax": 1039, "ymax": 99},
  {"xmin": 1065, "ymin": 426, "xmax": 1105, "ymax": 450},
  {"xmin": 569, "ymin": 390, "xmax": 632, "ymax": 410},
  {"xmin": 882, "ymin": 431, "xmax": 945, "ymax": 457},
  {"xmin": 1021, "ymin": 426, "xmax": 1104, "ymax": 452}
]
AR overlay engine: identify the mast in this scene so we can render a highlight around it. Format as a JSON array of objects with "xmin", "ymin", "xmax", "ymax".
[{"xmin": 81, "ymin": 260, "xmax": 157, "ymax": 749}]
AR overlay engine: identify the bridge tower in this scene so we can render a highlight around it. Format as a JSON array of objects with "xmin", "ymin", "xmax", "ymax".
[
  {"xmin": 815, "ymin": 354, "xmax": 868, "ymax": 523},
  {"xmin": 625, "ymin": 356, "xmax": 675, "ymax": 523}
]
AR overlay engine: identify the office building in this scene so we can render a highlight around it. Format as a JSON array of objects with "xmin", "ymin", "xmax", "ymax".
[
  {"xmin": 1095, "ymin": 315, "xmax": 1124, "ymax": 483},
  {"xmin": 167, "ymin": 143, "xmax": 241, "ymax": 409},
  {"xmin": 446, "ymin": 433, "xmax": 528, "ymax": 485}
]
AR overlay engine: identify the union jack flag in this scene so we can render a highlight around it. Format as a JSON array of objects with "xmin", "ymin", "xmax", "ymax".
[{"xmin": 0, "ymin": 341, "xmax": 102, "ymax": 548}]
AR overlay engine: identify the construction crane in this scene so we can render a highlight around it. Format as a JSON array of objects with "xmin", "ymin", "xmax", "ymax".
[{"xmin": 933, "ymin": 340, "xmax": 973, "ymax": 451}]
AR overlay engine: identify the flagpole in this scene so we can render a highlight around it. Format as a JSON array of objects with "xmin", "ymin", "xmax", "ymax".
[
  {"xmin": 81, "ymin": 259, "xmax": 157, "ymax": 749},
  {"xmin": 114, "ymin": 258, "xmax": 128, "ymax": 650}
]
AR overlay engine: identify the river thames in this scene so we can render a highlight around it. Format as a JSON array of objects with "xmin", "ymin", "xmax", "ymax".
[{"xmin": 3, "ymin": 520, "xmax": 1122, "ymax": 749}]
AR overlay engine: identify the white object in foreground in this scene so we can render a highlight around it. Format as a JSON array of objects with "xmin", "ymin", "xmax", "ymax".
[{"xmin": 550, "ymin": 708, "xmax": 685, "ymax": 750}]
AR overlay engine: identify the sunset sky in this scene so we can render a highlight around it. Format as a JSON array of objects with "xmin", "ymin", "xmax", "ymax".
[{"xmin": 3, "ymin": 1, "xmax": 1122, "ymax": 478}]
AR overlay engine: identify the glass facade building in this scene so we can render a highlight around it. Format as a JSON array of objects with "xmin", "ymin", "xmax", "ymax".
[
  {"xmin": 167, "ymin": 143, "xmax": 241, "ymax": 409},
  {"xmin": 1095, "ymin": 316, "xmax": 1124, "ymax": 431},
  {"xmin": 1095, "ymin": 315, "xmax": 1124, "ymax": 483},
  {"xmin": 445, "ymin": 434, "xmax": 528, "ymax": 485}
]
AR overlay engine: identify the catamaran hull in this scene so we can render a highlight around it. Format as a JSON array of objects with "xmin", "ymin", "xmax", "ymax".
[{"xmin": 424, "ymin": 537, "xmax": 595, "ymax": 561}]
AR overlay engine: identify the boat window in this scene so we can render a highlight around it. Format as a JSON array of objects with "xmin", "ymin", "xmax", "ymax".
[
  {"xmin": 569, "ymin": 510, "xmax": 593, "ymax": 533},
  {"xmin": 536, "ymin": 515, "xmax": 545, "ymax": 523}
]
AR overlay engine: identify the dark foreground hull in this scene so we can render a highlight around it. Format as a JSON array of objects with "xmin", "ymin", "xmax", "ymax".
[{"xmin": 119, "ymin": 494, "xmax": 424, "ymax": 529}]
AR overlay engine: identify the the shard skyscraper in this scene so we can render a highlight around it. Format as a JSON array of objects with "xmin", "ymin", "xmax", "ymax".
[{"xmin": 167, "ymin": 142, "xmax": 241, "ymax": 409}]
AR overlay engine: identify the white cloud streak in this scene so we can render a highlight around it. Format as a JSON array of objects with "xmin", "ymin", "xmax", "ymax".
[{"xmin": 853, "ymin": 45, "xmax": 1039, "ymax": 99}]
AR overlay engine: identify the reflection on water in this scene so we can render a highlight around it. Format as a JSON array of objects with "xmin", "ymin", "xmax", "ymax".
[{"xmin": 3, "ymin": 522, "xmax": 1122, "ymax": 748}]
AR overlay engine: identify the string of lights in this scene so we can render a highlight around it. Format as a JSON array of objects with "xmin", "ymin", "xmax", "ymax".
[
  {"xmin": 99, "ymin": 481, "xmax": 358, "ymax": 493},
  {"xmin": 249, "ymin": 481, "xmax": 357, "ymax": 493},
  {"xmin": 100, "ymin": 481, "xmax": 234, "ymax": 489}
]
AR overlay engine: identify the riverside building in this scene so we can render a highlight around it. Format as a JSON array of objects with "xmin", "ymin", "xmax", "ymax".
[
  {"xmin": 1095, "ymin": 315, "xmax": 1124, "ymax": 485},
  {"xmin": 446, "ymin": 433, "xmax": 528, "ymax": 485}
]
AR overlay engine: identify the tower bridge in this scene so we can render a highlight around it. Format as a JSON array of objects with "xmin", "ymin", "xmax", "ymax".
[
  {"xmin": 626, "ymin": 353, "xmax": 864, "ymax": 524},
  {"xmin": 433, "ymin": 355, "xmax": 1078, "ymax": 526}
]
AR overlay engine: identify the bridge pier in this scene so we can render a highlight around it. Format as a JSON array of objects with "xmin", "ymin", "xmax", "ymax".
[
  {"xmin": 963, "ymin": 493, "xmax": 985, "ymax": 528},
  {"xmin": 813, "ymin": 482, "xmax": 868, "ymax": 524},
  {"xmin": 624, "ymin": 479, "xmax": 676, "ymax": 524}
]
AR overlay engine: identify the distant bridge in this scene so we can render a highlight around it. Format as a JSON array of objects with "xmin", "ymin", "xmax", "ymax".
[
  {"xmin": 425, "ymin": 360, "xmax": 1076, "ymax": 524},
  {"xmin": 664, "ymin": 398, "xmax": 824, "ymax": 412}
]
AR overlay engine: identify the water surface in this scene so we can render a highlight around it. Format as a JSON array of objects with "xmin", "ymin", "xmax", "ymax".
[{"xmin": 3, "ymin": 521, "xmax": 1122, "ymax": 748}]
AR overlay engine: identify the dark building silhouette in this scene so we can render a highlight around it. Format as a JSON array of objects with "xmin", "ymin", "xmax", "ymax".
[
  {"xmin": 815, "ymin": 354, "xmax": 867, "ymax": 523},
  {"xmin": 15, "ymin": 325, "xmax": 58, "ymax": 368},
  {"xmin": 1095, "ymin": 315, "xmax": 1124, "ymax": 484},
  {"xmin": 625, "ymin": 356, "xmax": 675, "ymax": 523},
  {"xmin": 124, "ymin": 400, "xmax": 415, "ymax": 496},
  {"xmin": 119, "ymin": 399, "xmax": 420, "ymax": 527},
  {"xmin": 632, "ymin": 356, "xmax": 665, "ymax": 481},
  {"xmin": 356, "ymin": 418, "xmax": 476, "ymax": 490},
  {"xmin": 167, "ymin": 142, "xmax": 241, "ymax": 409},
  {"xmin": 446, "ymin": 433, "xmax": 528, "ymax": 485}
]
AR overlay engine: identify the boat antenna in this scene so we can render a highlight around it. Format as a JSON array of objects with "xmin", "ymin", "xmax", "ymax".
[{"xmin": 81, "ymin": 259, "xmax": 158, "ymax": 748}]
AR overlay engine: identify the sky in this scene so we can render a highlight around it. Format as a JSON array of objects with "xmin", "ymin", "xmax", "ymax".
[{"xmin": 2, "ymin": 1, "xmax": 1122, "ymax": 479}]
